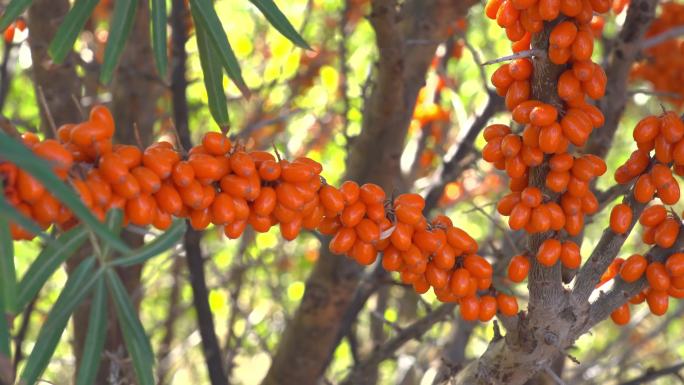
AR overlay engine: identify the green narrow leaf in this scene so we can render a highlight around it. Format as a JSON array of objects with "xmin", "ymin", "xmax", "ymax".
[
  {"xmin": 0, "ymin": 294, "xmax": 9, "ymax": 356},
  {"xmin": 0, "ymin": 0, "xmax": 32, "ymax": 31},
  {"xmin": 0, "ymin": 186, "xmax": 12, "ymax": 358},
  {"xmin": 0, "ymin": 131, "xmax": 130, "ymax": 253},
  {"xmin": 112, "ymin": 219, "xmax": 185, "ymax": 267},
  {"xmin": 189, "ymin": 0, "xmax": 250, "ymax": 97},
  {"xmin": 75, "ymin": 278, "xmax": 107, "ymax": 385},
  {"xmin": 20, "ymin": 257, "xmax": 103, "ymax": 385},
  {"xmin": 194, "ymin": 21, "xmax": 230, "ymax": 129},
  {"xmin": 0, "ymin": 194, "xmax": 49, "ymax": 242},
  {"xmin": 48, "ymin": 0, "xmax": 101, "ymax": 63},
  {"xmin": 150, "ymin": 0, "xmax": 168, "ymax": 77},
  {"xmin": 100, "ymin": 208, "xmax": 124, "ymax": 258},
  {"xmin": 0, "ymin": 187, "xmax": 16, "ymax": 315},
  {"xmin": 100, "ymin": 0, "xmax": 139, "ymax": 84},
  {"xmin": 16, "ymin": 226, "xmax": 88, "ymax": 310},
  {"xmin": 106, "ymin": 270, "xmax": 154, "ymax": 385},
  {"xmin": 248, "ymin": 0, "xmax": 310, "ymax": 49}
]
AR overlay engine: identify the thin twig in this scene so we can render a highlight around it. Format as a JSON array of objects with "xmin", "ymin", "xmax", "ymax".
[
  {"xmin": 36, "ymin": 86, "xmax": 57, "ymax": 137},
  {"xmin": 640, "ymin": 25, "xmax": 684, "ymax": 50},
  {"xmin": 544, "ymin": 366, "xmax": 568, "ymax": 385},
  {"xmin": 619, "ymin": 362, "xmax": 684, "ymax": 385}
]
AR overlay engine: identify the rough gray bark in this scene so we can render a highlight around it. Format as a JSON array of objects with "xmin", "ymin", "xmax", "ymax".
[{"xmin": 261, "ymin": 1, "xmax": 477, "ymax": 384}]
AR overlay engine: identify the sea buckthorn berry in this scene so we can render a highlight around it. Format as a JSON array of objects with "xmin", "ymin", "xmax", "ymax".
[
  {"xmin": 633, "ymin": 116, "xmax": 660, "ymax": 144},
  {"xmin": 537, "ymin": 239, "xmax": 561, "ymax": 267},
  {"xmin": 571, "ymin": 29, "xmax": 594, "ymax": 61},
  {"xmin": 560, "ymin": 241, "xmax": 581, "ymax": 269},
  {"xmin": 620, "ymin": 254, "xmax": 648, "ymax": 283},
  {"xmin": 450, "ymin": 268, "xmax": 472, "ymax": 297},
  {"xmin": 478, "ymin": 295, "xmax": 497, "ymax": 322},
  {"xmin": 634, "ymin": 174, "xmax": 655, "ymax": 203},
  {"xmin": 509, "ymin": 59, "xmax": 533, "ymax": 80},
  {"xmin": 497, "ymin": 192, "xmax": 521, "ymax": 216},
  {"xmin": 610, "ymin": 203, "xmax": 632, "ymax": 234},
  {"xmin": 598, "ymin": 258, "xmax": 624, "ymax": 288},
  {"xmin": 496, "ymin": 293, "xmax": 519, "ymax": 316},
  {"xmin": 646, "ymin": 262, "xmax": 671, "ymax": 291},
  {"xmin": 464, "ymin": 254, "xmax": 492, "ymax": 279},
  {"xmin": 520, "ymin": 187, "xmax": 542, "ymax": 208},
  {"xmin": 340, "ymin": 181, "xmax": 360, "ymax": 205},
  {"xmin": 661, "ymin": 112, "xmax": 684, "ymax": 143},
  {"xmin": 230, "ymin": 151, "xmax": 256, "ymax": 177},
  {"xmin": 460, "ymin": 295, "xmax": 480, "ymax": 322},
  {"xmin": 509, "ymin": 202, "xmax": 531, "ymax": 230},
  {"xmin": 171, "ymin": 161, "xmax": 195, "ymax": 187},
  {"xmin": 484, "ymin": 124, "xmax": 511, "ymax": 141},
  {"xmin": 512, "ymin": 101, "xmax": 541, "ymax": 124},
  {"xmin": 281, "ymin": 162, "xmax": 315, "ymax": 183},
  {"xmin": 550, "ymin": 21, "xmax": 578, "ymax": 48},
  {"xmin": 447, "ymin": 227, "xmax": 478, "ymax": 254},
  {"xmin": 507, "ymin": 254, "xmax": 530, "ymax": 282},
  {"xmin": 202, "ymin": 132, "xmax": 231, "ymax": 155},
  {"xmin": 359, "ymin": 183, "xmax": 386, "ymax": 205},
  {"xmin": 666, "ymin": 253, "xmax": 684, "ymax": 277},
  {"xmin": 654, "ymin": 218, "xmax": 680, "ymax": 248},
  {"xmin": 529, "ymin": 104, "xmax": 558, "ymax": 126},
  {"xmin": 640, "ymin": 205, "xmax": 667, "ymax": 227},
  {"xmin": 646, "ymin": 289, "xmax": 669, "ymax": 316},
  {"xmin": 610, "ymin": 303, "xmax": 630, "ymax": 325}
]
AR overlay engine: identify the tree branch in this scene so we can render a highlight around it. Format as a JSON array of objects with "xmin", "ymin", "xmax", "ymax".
[
  {"xmin": 578, "ymin": 230, "xmax": 684, "ymax": 335},
  {"xmin": 171, "ymin": 0, "xmax": 228, "ymax": 383},
  {"xmin": 423, "ymin": 92, "xmax": 504, "ymax": 213},
  {"xmin": 340, "ymin": 304, "xmax": 456, "ymax": 385},
  {"xmin": 572, "ymin": 162, "xmax": 651, "ymax": 303},
  {"xmin": 640, "ymin": 25, "xmax": 684, "ymax": 50}
]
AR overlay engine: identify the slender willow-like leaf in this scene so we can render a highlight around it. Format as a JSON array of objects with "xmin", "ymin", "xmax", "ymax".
[
  {"xmin": 20, "ymin": 257, "xmax": 103, "ymax": 385},
  {"xmin": 0, "ymin": 186, "xmax": 16, "ymax": 314},
  {"xmin": 189, "ymin": 0, "xmax": 250, "ymax": 96},
  {"xmin": 248, "ymin": 0, "xmax": 310, "ymax": 49},
  {"xmin": 75, "ymin": 278, "xmax": 108, "ymax": 385},
  {"xmin": 194, "ymin": 20, "xmax": 230, "ymax": 129},
  {"xmin": 0, "ymin": 184, "xmax": 13, "ymax": 357},
  {"xmin": 112, "ymin": 219, "xmax": 185, "ymax": 267},
  {"xmin": 16, "ymin": 226, "xmax": 88, "ymax": 310},
  {"xmin": 0, "ymin": 131, "xmax": 129, "ymax": 253},
  {"xmin": 150, "ymin": 0, "xmax": 168, "ymax": 77},
  {"xmin": 100, "ymin": 0, "xmax": 138, "ymax": 83},
  {"xmin": 48, "ymin": 0, "xmax": 101, "ymax": 63},
  {"xmin": 107, "ymin": 270, "xmax": 155, "ymax": 385},
  {"xmin": 101, "ymin": 208, "xmax": 124, "ymax": 259}
]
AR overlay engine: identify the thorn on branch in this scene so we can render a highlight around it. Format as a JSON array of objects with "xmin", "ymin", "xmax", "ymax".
[{"xmin": 482, "ymin": 49, "xmax": 545, "ymax": 66}]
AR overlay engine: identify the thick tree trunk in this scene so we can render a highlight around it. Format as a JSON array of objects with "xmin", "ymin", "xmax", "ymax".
[
  {"xmin": 27, "ymin": 0, "xmax": 82, "ymax": 138},
  {"xmin": 442, "ymin": 2, "xmax": 659, "ymax": 384},
  {"xmin": 262, "ymin": 1, "xmax": 476, "ymax": 384}
]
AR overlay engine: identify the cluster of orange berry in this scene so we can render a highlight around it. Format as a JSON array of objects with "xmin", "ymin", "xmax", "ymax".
[
  {"xmin": 483, "ymin": 0, "xmax": 611, "ymax": 284},
  {"xmin": 601, "ymin": 111, "xmax": 684, "ymax": 323},
  {"xmin": 607, "ymin": 248, "xmax": 684, "ymax": 324},
  {"xmin": 631, "ymin": 2, "xmax": 684, "ymax": 108},
  {"xmin": 0, "ymin": 105, "xmax": 516, "ymax": 322}
]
